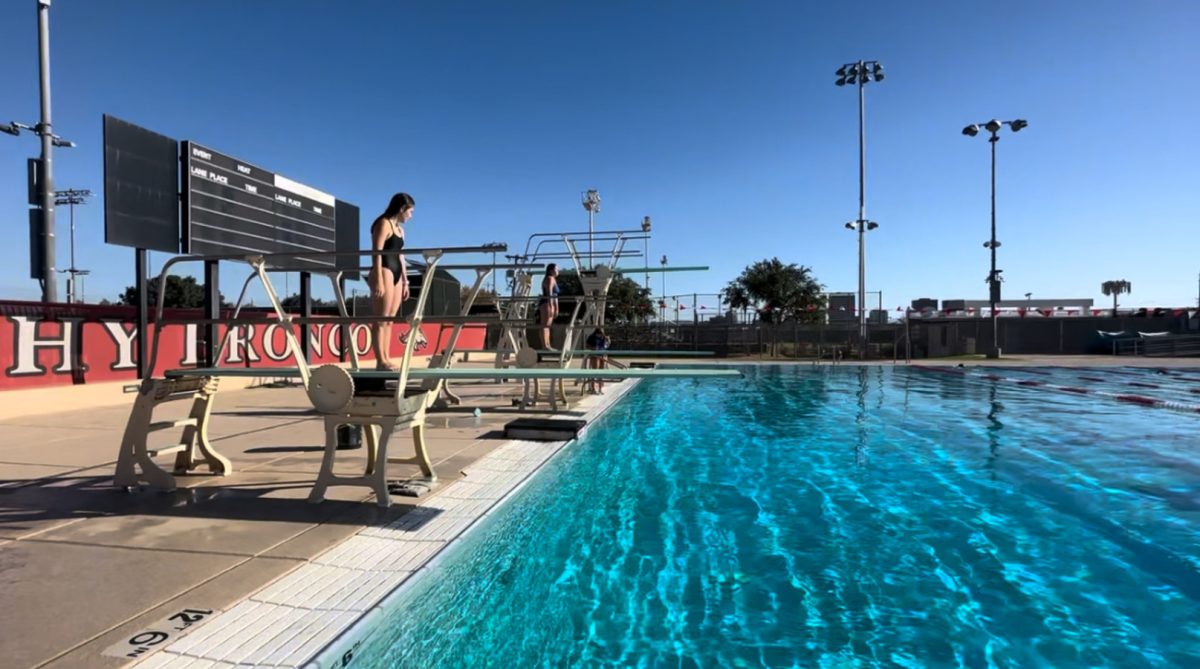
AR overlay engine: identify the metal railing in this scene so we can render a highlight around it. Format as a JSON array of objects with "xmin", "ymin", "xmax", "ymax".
[{"xmin": 1114, "ymin": 334, "xmax": 1200, "ymax": 357}]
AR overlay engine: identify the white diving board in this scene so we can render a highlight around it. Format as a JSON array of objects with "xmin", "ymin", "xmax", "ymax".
[
  {"xmin": 529, "ymin": 349, "xmax": 715, "ymax": 358},
  {"xmin": 163, "ymin": 366, "xmax": 740, "ymax": 380}
]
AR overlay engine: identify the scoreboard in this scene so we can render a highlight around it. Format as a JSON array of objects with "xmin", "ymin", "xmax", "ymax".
[{"xmin": 183, "ymin": 141, "xmax": 338, "ymax": 269}]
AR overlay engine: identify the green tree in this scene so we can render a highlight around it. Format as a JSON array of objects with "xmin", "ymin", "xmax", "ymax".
[
  {"xmin": 722, "ymin": 258, "xmax": 825, "ymax": 325},
  {"xmin": 721, "ymin": 281, "xmax": 753, "ymax": 323},
  {"xmin": 280, "ymin": 294, "xmax": 340, "ymax": 310},
  {"xmin": 557, "ymin": 270, "xmax": 655, "ymax": 324},
  {"xmin": 1100, "ymin": 279, "xmax": 1132, "ymax": 316},
  {"xmin": 460, "ymin": 285, "xmax": 499, "ymax": 306},
  {"xmin": 119, "ymin": 275, "xmax": 228, "ymax": 309}
]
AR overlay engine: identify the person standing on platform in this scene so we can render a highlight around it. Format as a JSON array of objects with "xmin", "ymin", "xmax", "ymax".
[
  {"xmin": 368, "ymin": 192, "xmax": 415, "ymax": 370},
  {"xmin": 537, "ymin": 263, "xmax": 560, "ymax": 350}
]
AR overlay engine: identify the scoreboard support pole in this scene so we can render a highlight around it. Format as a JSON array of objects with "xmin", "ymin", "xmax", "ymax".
[
  {"xmin": 136, "ymin": 248, "xmax": 148, "ymax": 379},
  {"xmin": 299, "ymin": 271, "xmax": 312, "ymax": 363},
  {"xmin": 338, "ymin": 276, "xmax": 348, "ymax": 363},
  {"xmin": 203, "ymin": 260, "xmax": 220, "ymax": 368}
]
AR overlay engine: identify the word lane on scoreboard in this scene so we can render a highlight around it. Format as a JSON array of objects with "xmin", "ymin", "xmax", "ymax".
[{"xmin": 183, "ymin": 141, "xmax": 337, "ymax": 269}]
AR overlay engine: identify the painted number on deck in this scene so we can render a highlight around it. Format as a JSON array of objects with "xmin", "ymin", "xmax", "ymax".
[
  {"xmin": 330, "ymin": 639, "xmax": 363, "ymax": 668},
  {"xmin": 102, "ymin": 608, "xmax": 215, "ymax": 659}
]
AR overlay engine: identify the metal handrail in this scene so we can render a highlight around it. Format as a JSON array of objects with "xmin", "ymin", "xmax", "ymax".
[{"xmin": 147, "ymin": 244, "xmax": 505, "ymax": 377}]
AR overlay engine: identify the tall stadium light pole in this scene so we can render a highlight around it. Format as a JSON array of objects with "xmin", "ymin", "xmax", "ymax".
[
  {"xmin": 35, "ymin": 0, "xmax": 56, "ymax": 302},
  {"xmin": 836, "ymin": 59, "xmax": 884, "ymax": 359},
  {"xmin": 582, "ymin": 190, "xmax": 601, "ymax": 269},
  {"xmin": 641, "ymin": 216, "xmax": 652, "ymax": 291},
  {"xmin": 2, "ymin": 1, "xmax": 74, "ymax": 302},
  {"xmin": 641, "ymin": 216, "xmax": 652, "ymax": 325},
  {"xmin": 963, "ymin": 118, "xmax": 1028, "ymax": 359},
  {"xmin": 660, "ymin": 254, "xmax": 668, "ymax": 322},
  {"xmin": 54, "ymin": 188, "xmax": 91, "ymax": 304}
]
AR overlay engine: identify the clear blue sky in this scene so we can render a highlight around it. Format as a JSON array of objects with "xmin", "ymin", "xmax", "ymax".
[{"xmin": 2, "ymin": 0, "xmax": 1198, "ymax": 312}]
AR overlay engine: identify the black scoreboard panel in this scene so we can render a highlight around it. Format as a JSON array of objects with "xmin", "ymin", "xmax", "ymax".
[
  {"xmin": 183, "ymin": 141, "xmax": 337, "ymax": 270},
  {"xmin": 334, "ymin": 199, "xmax": 361, "ymax": 280},
  {"xmin": 103, "ymin": 115, "xmax": 181, "ymax": 253}
]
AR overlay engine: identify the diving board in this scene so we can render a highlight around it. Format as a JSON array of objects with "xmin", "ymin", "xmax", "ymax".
[
  {"xmin": 610, "ymin": 265, "xmax": 710, "ymax": 274},
  {"xmin": 165, "ymin": 366, "xmax": 739, "ymax": 380},
  {"xmin": 529, "ymin": 349, "xmax": 715, "ymax": 358}
]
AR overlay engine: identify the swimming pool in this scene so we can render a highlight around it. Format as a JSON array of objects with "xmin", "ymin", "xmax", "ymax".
[{"xmin": 349, "ymin": 365, "xmax": 1200, "ymax": 668}]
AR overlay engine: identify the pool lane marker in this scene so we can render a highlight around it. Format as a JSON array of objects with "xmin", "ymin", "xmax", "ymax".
[{"xmin": 913, "ymin": 366, "xmax": 1200, "ymax": 415}]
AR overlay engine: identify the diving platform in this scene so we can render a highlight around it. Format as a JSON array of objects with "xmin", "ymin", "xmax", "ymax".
[{"xmin": 115, "ymin": 240, "xmax": 737, "ymax": 509}]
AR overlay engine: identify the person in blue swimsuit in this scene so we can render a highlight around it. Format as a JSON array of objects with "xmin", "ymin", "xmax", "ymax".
[
  {"xmin": 537, "ymin": 263, "xmax": 560, "ymax": 350},
  {"xmin": 369, "ymin": 192, "xmax": 414, "ymax": 370}
]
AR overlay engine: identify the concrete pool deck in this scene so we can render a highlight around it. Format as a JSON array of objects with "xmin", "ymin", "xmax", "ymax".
[{"xmin": 2, "ymin": 355, "xmax": 1196, "ymax": 668}]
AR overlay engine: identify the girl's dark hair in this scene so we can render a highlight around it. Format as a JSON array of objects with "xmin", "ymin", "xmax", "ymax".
[
  {"xmin": 382, "ymin": 192, "xmax": 415, "ymax": 219},
  {"xmin": 546, "ymin": 263, "xmax": 558, "ymax": 274}
]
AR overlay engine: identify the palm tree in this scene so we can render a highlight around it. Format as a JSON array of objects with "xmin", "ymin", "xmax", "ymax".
[{"xmin": 1100, "ymin": 279, "xmax": 1132, "ymax": 316}]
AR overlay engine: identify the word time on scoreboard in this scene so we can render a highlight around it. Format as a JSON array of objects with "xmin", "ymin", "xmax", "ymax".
[{"xmin": 182, "ymin": 141, "xmax": 337, "ymax": 269}]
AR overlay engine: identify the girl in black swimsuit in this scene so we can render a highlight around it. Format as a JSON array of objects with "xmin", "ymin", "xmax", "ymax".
[
  {"xmin": 538, "ymin": 263, "xmax": 559, "ymax": 350},
  {"xmin": 369, "ymin": 193, "xmax": 415, "ymax": 370}
]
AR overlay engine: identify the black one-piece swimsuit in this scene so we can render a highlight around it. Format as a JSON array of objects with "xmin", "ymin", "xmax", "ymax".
[{"xmin": 383, "ymin": 232, "xmax": 405, "ymax": 283}]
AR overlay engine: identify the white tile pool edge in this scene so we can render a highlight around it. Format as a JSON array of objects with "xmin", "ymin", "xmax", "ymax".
[{"xmin": 130, "ymin": 378, "xmax": 642, "ymax": 669}]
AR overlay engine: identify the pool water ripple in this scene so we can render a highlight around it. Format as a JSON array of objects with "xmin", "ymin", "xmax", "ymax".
[{"xmin": 356, "ymin": 366, "xmax": 1200, "ymax": 668}]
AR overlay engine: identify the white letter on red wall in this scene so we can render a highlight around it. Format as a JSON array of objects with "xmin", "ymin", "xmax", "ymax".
[
  {"xmin": 101, "ymin": 321, "xmax": 138, "ymax": 371},
  {"xmin": 6, "ymin": 317, "xmax": 87, "ymax": 376}
]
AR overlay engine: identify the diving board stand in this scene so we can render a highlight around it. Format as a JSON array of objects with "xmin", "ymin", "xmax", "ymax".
[
  {"xmin": 115, "ymin": 245, "xmax": 496, "ymax": 506},
  {"xmin": 115, "ymin": 242, "xmax": 739, "ymax": 509}
]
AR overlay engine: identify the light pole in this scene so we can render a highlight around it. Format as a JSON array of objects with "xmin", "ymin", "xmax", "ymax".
[
  {"xmin": 660, "ymin": 254, "xmax": 668, "ymax": 322},
  {"xmin": 641, "ymin": 216, "xmax": 652, "ymax": 325},
  {"xmin": 836, "ymin": 59, "xmax": 884, "ymax": 359},
  {"xmin": 582, "ymin": 189, "xmax": 601, "ymax": 269},
  {"xmin": 54, "ymin": 188, "xmax": 91, "ymax": 303},
  {"xmin": 641, "ymin": 216, "xmax": 652, "ymax": 292},
  {"xmin": 963, "ymin": 118, "xmax": 1028, "ymax": 359},
  {"xmin": 1, "ymin": 1, "xmax": 72, "ymax": 302}
]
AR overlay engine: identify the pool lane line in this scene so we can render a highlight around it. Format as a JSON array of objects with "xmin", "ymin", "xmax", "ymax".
[
  {"xmin": 1097, "ymin": 367, "xmax": 1200, "ymax": 383},
  {"xmin": 974, "ymin": 367, "xmax": 1200, "ymax": 407},
  {"xmin": 911, "ymin": 365, "xmax": 1200, "ymax": 415}
]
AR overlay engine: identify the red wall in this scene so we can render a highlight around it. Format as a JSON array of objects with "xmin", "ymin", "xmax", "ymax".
[{"xmin": 0, "ymin": 300, "xmax": 486, "ymax": 391}]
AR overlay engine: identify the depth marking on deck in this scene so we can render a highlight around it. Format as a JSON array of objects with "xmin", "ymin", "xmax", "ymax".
[{"xmin": 102, "ymin": 607, "xmax": 217, "ymax": 660}]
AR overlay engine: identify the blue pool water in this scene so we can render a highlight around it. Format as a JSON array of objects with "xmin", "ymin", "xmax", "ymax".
[{"xmin": 356, "ymin": 366, "xmax": 1200, "ymax": 668}]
